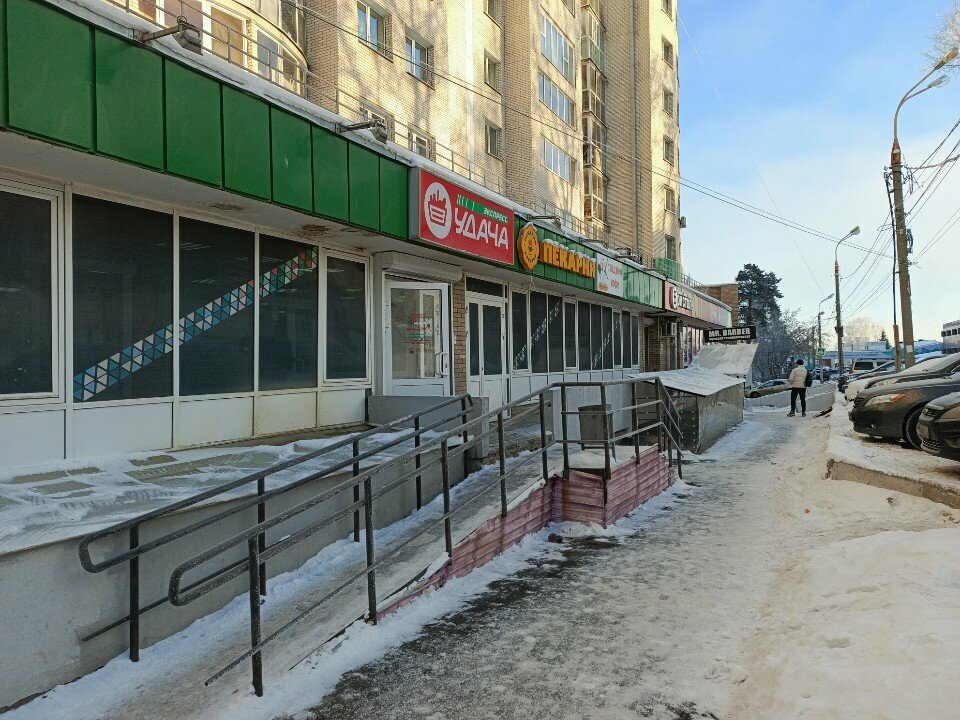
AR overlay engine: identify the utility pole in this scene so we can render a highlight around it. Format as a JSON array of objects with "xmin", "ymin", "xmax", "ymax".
[
  {"xmin": 834, "ymin": 228, "xmax": 859, "ymax": 374},
  {"xmin": 817, "ymin": 313, "xmax": 823, "ymax": 382},
  {"xmin": 889, "ymin": 48, "xmax": 957, "ymax": 367}
]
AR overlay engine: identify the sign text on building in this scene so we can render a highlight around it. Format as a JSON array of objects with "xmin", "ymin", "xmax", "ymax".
[
  {"xmin": 595, "ymin": 254, "xmax": 624, "ymax": 297},
  {"xmin": 516, "ymin": 224, "xmax": 596, "ymax": 279},
  {"xmin": 415, "ymin": 169, "xmax": 515, "ymax": 265},
  {"xmin": 665, "ymin": 282, "xmax": 694, "ymax": 316},
  {"xmin": 705, "ymin": 325, "xmax": 757, "ymax": 343}
]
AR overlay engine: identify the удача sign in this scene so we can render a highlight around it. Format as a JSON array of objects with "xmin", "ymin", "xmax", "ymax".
[{"xmin": 415, "ymin": 169, "xmax": 515, "ymax": 265}]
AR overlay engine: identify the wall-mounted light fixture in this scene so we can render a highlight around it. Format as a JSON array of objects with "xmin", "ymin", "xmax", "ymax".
[
  {"xmin": 335, "ymin": 119, "xmax": 390, "ymax": 145},
  {"xmin": 135, "ymin": 16, "xmax": 202, "ymax": 55}
]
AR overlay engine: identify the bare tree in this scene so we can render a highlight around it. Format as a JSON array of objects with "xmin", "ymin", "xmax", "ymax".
[
  {"xmin": 928, "ymin": 1, "xmax": 960, "ymax": 69},
  {"xmin": 843, "ymin": 316, "xmax": 885, "ymax": 350}
]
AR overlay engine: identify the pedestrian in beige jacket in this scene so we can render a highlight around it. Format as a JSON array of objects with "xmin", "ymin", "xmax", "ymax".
[{"xmin": 788, "ymin": 359, "xmax": 808, "ymax": 417}]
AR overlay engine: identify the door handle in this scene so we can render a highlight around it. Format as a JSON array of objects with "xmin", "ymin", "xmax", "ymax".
[{"xmin": 435, "ymin": 350, "xmax": 449, "ymax": 377}]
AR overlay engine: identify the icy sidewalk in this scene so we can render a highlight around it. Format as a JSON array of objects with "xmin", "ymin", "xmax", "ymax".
[
  {"xmin": 6, "ymin": 449, "xmax": 564, "ymax": 720},
  {"xmin": 826, "ymin": 392, "xmax": 960, "ymax": 508}
]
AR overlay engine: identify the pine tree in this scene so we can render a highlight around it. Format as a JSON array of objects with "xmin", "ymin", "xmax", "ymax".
[
  {"xmin": 879, "ymin": 329, "xmax": 891, "ymax": 350},
  {"xmin": 736, "ymin": 264, "xmax": 783, "ymax": 328}
]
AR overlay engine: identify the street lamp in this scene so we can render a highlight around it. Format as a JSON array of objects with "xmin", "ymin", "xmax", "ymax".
[
  {"xmin": 834, "ymin": 226, "xmax": 860, "ymax": 375},
  {"xmin": 890, "ymin": 47, "xmax": 957, "ymax": 368},
  {"xmin": 818, "ymin": 292, "xmax": 834, "ymax": 382}
]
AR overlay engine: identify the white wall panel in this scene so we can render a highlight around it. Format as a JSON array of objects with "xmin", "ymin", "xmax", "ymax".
[
  {"xmin": 74, "ymin": 403, "xmax": 172, "ymax": 457},
  {"xmin": 0, "ymin": 409, "xmax": 65, "ymax": 467},
  {"xmin": 254, "ymin": 392, "xmax": 317, "ymax": 436},
  {"xmin": 317, "ymin": 388, "xmax": 365, "ymax": 426},
  {"xmin": 176, "ymin": 397, "xmax": 253, "ymax": 447}
]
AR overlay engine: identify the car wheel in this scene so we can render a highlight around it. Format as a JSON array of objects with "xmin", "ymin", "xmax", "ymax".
[
  {"xmin": 904, "ymin": 405, "xmax": 926, "ymax": 450},
  {"xmin": 749, "ymin": 392, "xmax": 760, "ymax": 398}
]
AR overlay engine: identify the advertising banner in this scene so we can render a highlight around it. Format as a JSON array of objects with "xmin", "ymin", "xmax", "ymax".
[
  {"xmin": 706, "ymin": 325, "xmax": 757, "ymax": 343},
  {"xmin": 595, "ymin": 254, "xmax": 625, "ymax": 297},
  {"xmin": 416, "ymin": 169, "xmax": 515, "ymax": 265}
]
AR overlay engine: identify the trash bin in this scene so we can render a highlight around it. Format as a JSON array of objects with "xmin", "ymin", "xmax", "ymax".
[{"xmin": 578, "ymin": 403, "xmax": 613, "ymax": 449}]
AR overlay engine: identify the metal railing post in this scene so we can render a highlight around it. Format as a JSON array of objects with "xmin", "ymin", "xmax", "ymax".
[
  {"xmin": 441, "ymin": 441, "xmax": 453, "ymax": 557},
  {"xmin": 630, "ymin": 381, "xmax": 640, "ymax": 460},
  {"xmin": 656, "ymin": 382, "xmax": 665, "ymax": 455},
  {"xmin": 129, "ymin": 525, "xmax": 140, "ymax": 662},
  {"xmin": 256, "ymin": 477, "xmax": 266, "ymax": 596},
  {"xmin": 600, "ymin": 384, "xmax": 611, "ymax": 479},
  {"xmin": 460, "ymin": 396, "xmax": 470, "ymax": 475},
  {"xmin": 363, "ymin": 477, "xmax": 377, "ymax": 624},
  {"xmin": 497, "ymin": 411, "xmax": 507, "ymax": 517},
  {"xmin": 413, "ymin": 415, "xmax": 423, "ymax": 510},
  {"xmin": 246, "ymin": 538, "xmax": 264, "ymax": 697},
  {"xmin": 538, "ymin": 392, "xmax": 549, "ymax": 482},
  {"xmin": 352, "ymin": 440, "xmax": 361, "ymax": 543},
  {"xmin": 560, "ymin": 385, "xmax": 570, "ymax": 477}
]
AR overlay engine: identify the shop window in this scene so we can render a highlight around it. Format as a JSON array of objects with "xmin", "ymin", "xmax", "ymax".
[
  {"xmin": 467, "ymin": 277, "xmax": 504, "ymax": 297},
  {"xmin": 578, "ymin": 302, "xmax": 591, "ymax": 371},
  {"xmin": 0, "ymin": 189, "xmax": 53, "ymax": 395},
  {"xmin": 73, "ymin": 196, "xmax": 173, "ymax": 402},
  {"xmin": 259, "ymin": 236, "xmax": 318, "ymax": 390},
  {"xmin": 564, "ymin": 302, "xmax": 577, "ymax": 369},
  {"xmin": 511, "ymin": 291, "xmax": 528, "ymax": 371},
  {"xmin": 548, "ymin": 295, "xmax": 563, "ymax": 372},
  {"xmin": 601, "ymin": 306, "xmax": 613, "ymax": 369},
  {"xmin": 622, "ymin": 311, "xmax": 632, "ymax": 367},
  {"xmin": 613, "ymin": 310, "xmax": 622, "ymax": 367},
  {"xmin": 482, "ymin": 305, "xmax": 503, "ymax": 375},
  {"xmin": 325, "ymin": 255, "xmax": 368, "ymax": 380},
  {"xmin": 590, "ymin": 304, "xmax": 601, "ymax": 370},
  {"xmin": 530, "ymin": 291, "xmax": 548, "ymax": 374},
  {"xmin": 631, "ymin": 315, "xmax": 641, "ymax": 367},
  {"xmin": 179, "ymin": 218, "xmax": 254, "ymax": 396}
]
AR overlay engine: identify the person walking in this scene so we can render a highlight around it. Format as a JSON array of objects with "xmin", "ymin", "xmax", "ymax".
[{"xmin": 788, "ymin": 359, "xmax": 809, "ymax": 417}]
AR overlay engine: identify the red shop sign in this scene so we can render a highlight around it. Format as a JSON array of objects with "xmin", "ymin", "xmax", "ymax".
[
  {"xmin": 416, "ymin": 169, "xmax": 515, "ymax": 265},
  {"xmin": 665, "ymin": 282, "xmax": 695, "ymax": 316}
]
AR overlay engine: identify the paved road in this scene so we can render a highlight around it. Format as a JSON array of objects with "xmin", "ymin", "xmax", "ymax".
[{"xmin": 286, "ymin": 408, "xmax": 958, "ymax": 720}]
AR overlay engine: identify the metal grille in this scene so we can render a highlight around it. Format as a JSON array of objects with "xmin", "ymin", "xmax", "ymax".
[{"xmin": 921, "ymin": 438, "xmax": 942, "ymax": 454}]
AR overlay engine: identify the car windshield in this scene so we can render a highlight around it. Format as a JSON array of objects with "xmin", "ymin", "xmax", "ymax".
[{"xmin": 900, "ymin": 355, "xmax": 957, "ymax": 375}]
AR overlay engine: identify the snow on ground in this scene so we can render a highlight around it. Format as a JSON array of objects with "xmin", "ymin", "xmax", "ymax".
[{"xmin": 827, "ymin": 392, "xmax": 960, "ymax": 487}]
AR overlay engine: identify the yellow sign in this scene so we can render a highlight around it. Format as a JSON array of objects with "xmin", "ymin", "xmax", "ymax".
[
  {"xmin": 517, "ymin": 224, "xmax": 540, "ymax": 271},
  {"xmin": 517, "ymin": 223, "xmax": 597, "ymax": 279}
]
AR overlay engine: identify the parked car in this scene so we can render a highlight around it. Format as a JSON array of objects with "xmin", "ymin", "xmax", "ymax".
[
  {"xmin": 843, "ymin": 364, "xmax": 898, "ymax": 399},
  {"xmin": 745, "ymin": 379, "xmax": 789, "ymax": 398},
  {"xmin": 861, "ymin": 354, "xmax": 960, "ymax": 393},
  {"xmin": 916, "ymin": 391, "xmax": 960, "ymax": 461},
  {"xmin": 849, "ymin": 373, "xmax": 960, "ymax": 449},
  {"xmin": 838, "ymin": 360, "xmax": 894, "ymax": 392}
]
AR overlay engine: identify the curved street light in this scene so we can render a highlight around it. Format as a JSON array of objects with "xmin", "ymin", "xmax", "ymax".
[
  {"xmin": 834, "ymin": 226, "xmax": 860, "ymax": 374},
  {"xmin": 891, "ymin": 47, "xmax": 957, "ymax": 368}
]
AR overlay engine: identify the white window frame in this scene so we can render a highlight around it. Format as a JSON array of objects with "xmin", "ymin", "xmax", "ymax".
[
  {"xmin": 662, "ymin": 0, "xmax": 673, "ymax": 18},
  {"xmin": 663, "ymin": 87, "xmax": 675, "ymax": 117},
  {"xmin": 485, "ymin": 121, "xmax": 503, "ymax": 158},
  {"xmin": 563, "ymin": 298, "xmax": 578, "ymax": 371},
  {"xmin": 0, "ymin": 177, "xmax": 63, "ymax": 405},
  {"xmin": 509, "ymin": 285, "xmax": 531, "ymax": 375},
  {"xmin": 408, "ymin": 128, "xmax": 435, "ymax": 161},
  {"xmin": 662, "ymin": 37, "xmax": 674, "ymax": 67},
  {"xmin": 665, "ymin": 186, "xmax": 676, "ymax": 214},
  {"xmin": 404, "ymin": 35, "xmax": 433, "ymax": 84},
  {"xmin": 320, "ymin": 248, "xmax": 373, "ymax": 386},
  {"xmin": 357, "ymin": 1, "xmax": 387, "ymax": 55},
  {"xmin": 663, "ymin": 136, "xmax": 675, "ymax": 165},
  {"xmin": 540, "ymin": 137, "xmax": 574, "ymax": 182},
  {"xmin": 484, "ymin": 0, "xmax": 500, "ymax": 23},
  {"xmin": 537, "ymin": 72, "xmax": 575, "ymax": 125},
  {"xmin": 539, "ymin": 13, "xmax": 576, "ymax": 84},
  {"xmin": 484, "ymin": 53, "xmax": 501, "ymax": 92}
]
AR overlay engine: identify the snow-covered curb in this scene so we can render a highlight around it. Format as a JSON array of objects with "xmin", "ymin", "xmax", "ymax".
[{"xmin": 826, "ymin": 393, "xmax": 960, "ymax": 509}]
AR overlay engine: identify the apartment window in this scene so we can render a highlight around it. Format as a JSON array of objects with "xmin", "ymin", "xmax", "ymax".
[
  {"xmin": 662, "ymin": 38, "xmax": 674, "ymax": 67},
  {"xmin": 408, "ymin": 130, "xmax": 435, "ymax": 160},
  {"xmin": 358, "ymin": 2, "xmax": 387, "ymax": 54},
  {"xmin": 665, "ymin": 187, "xmax": 676, "ymax": 214},
  {"xmin": 279, "ymin": 0, "xmax": 305, "ymax": 48},
  {"xmin": 666, "ymin": 235, "xmax": 678, "ymax": 261},
  {"xmin": 663, "ymin": 87, "xmax": 675, "ymax": 116},
  {"xmin": 537, "ymin": 73, "xmax": 575, "ymax": 125},
  {"xmin": 485, "ymin": 121, "xmax": 503, "ymax": 158},
  {"xmin": 541, "ymin": 137, "xmax": 573, "ymax": 182},
  {"xmin": 485, "ymin": 0, "xmax": 500, "ymax": 21},
  {"xmin": 663, "ymin": 136, "xmax": 675, "ymax": 164},
  {"xmin": 484, "ymin": 54, "xmax": 501, "ymax": 91},
  {"xmin": 662, "ymin": 0, "xmax": 673, "ymax": 18},
  {"xmin": 211, "ymin": 7, "xmax": 245, "ymax": 66},
  {"xmin": 539, "ymin": 14, "xmax": 576, "ymax": 83},
  {"xmin": 405, "ymin": 36, "xmax": 433, "ymax": 84}
]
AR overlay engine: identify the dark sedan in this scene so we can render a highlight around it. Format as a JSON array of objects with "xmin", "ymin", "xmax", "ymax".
[
  {"xmin": 849, "ymin": 374, "xmax": 960, "ymax": 449},
  {"xmin": 917, "ymin": 391, "xmax": 960, "ymax": 461},
  {"xmin": 862, "ymin": 354, "xmax": 960, "ymax": 393}
]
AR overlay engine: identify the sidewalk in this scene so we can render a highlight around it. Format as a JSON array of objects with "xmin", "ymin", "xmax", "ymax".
[{"xmin": 827, "ymin": 393, "xmax": 960, "ymax": 509}]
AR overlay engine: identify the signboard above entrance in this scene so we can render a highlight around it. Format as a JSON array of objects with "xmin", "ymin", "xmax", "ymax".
[
  {"xmin": 595, "ymin": 253, "xmax": 624, "ymax": 297},
  {"xmin": 705, "ymin": 325, "xmax": 757, "ymax": 343},
  {"xmin": 517, "ymin": 223, "xmax": 596, "ymax": 278},
  {"xmin": 414, "ymin": 169, "xmax": 515, "ymax": 265},
  {"xmin": 664, "ymin": 281, "xmax": 694, "ymax": 316}
]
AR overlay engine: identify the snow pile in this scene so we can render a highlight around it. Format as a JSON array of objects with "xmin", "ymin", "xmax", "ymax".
[
  {"xmin": 689, "ymin": 343, "xmax": 758, "ymax": 378},
  {"xmin": 742, "ymin": 527, "xmax": 960, "ymax": 718}
]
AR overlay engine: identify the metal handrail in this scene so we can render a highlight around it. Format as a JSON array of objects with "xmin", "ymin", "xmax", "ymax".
[
  {"xmin": 76, "ymin": 378, "xmax": 684, "ymax": 697},
  {"xmin": 77, "ymin": 393, "xmax": 472, "ymax": 652}
]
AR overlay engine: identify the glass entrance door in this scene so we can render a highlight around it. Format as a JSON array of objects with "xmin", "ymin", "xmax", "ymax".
[
  {"xmin": 384, "ymin": 279, "xmax": 450, "ymax": 396},
  {"xmin": 467, "ymin": 297, "xmax": 508, "ymax": 409}
]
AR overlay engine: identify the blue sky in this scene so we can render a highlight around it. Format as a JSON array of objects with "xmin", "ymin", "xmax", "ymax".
[{"xmin": 678, "ymin": 0, "xmax": 959, "ymax": 341}]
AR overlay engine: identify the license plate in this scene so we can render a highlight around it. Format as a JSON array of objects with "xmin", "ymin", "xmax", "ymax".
[{"xmin": 918, "ymin": 424, "xmax": 930, "ymax": 440}]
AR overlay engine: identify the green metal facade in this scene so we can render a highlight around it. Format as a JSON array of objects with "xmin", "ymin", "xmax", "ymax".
[
  {"xmin": 0, "ymin": 0, "xmax": 408, "ymax": 238},
  {"xmin": 0, "ymin": 0, "xmax": 672, "ymax": 313}
]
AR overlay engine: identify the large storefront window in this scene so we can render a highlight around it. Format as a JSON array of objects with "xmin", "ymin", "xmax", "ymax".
[
  {"xmin": 73, "ymin": 196, "xmax": 173, "ymax": 402},
  {"xmin": 179, "ymin": 219, "xmax": 254, "ymax": 396},
  {"xmin": 548, "ymin": 295, "xmax": 563, "ymax": 372},
  {"xmin": 564, "ymin": 301, "xmax": 577, "ymax": 369},
  {"xmin": 601, "ymin": 306, "xmax": 613, "ymax": 370},
  {"xmin": 259, "ymin": 236, "xmax": 318, "ymax": 390},
  {"xmin": 0, "ymin": 189, "xmax": 53, "ymax": 395},
  {"xmin": 590, "ymin": 304, "xmax": 601, "ymax": 370},
  {"xmin": 578, "ymin": 302, "xmax": 590, "ymax": 371},
  {"xmin": 621, "ymin": 311, "xmax": 631, "ymax": 368},
  {"xmin": 613, "ymin": 310, "xmax": 622, "ymax": 367},
  {"xmin": 326, "ymin": 256, "xmax": 367, "ymax": 380},
  {"xmin": 631, "ymin": 315, "xmax": 641, "ymax": 368},
  {"xmin": 512, "ymin": 292, "xmax": 528, "ymax": 371}
]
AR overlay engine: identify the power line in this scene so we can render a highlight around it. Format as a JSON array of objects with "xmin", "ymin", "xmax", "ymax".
[{"xmin": 293, "ymin": 0, "xmax": 893, "ymax": 259}]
